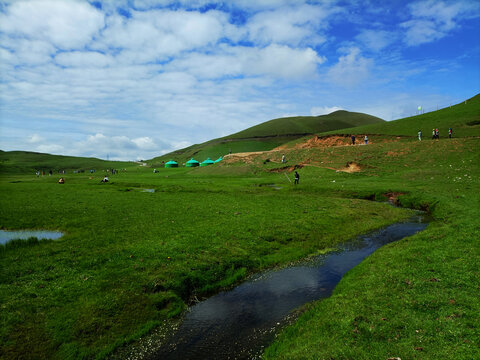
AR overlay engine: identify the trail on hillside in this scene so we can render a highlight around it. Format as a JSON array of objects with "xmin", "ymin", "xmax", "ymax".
[{"xmin": 222, "ymin": 134, "xmax": 393, "ymax": 171}]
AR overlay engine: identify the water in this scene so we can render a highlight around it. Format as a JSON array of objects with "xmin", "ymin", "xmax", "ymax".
[
  {"xmin": 140, "ymin": 214, "xmax": 429, "ymax": 360},
  {"xmin": 0, "ymin": 230, "xmax": 64, "ymax": 245}
]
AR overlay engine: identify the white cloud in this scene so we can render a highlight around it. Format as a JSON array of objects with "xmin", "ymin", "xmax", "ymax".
[
  {"xmin": 55, "ymin": 51, "xmax": 114, "ymax": 68},
  {"xmin": 246, "ymin": 4, "xmax": 336, "ymax": 46},
  {"xmin": 28, "ymin": 134, "xmax": 44, "ymax": 143},
  {"xmin": 356, "ymin": 30, "xmax": 396, "ymax": 52},
  {"xmin": 401, "ymin": 0, "xmax": 480, "ymax": 46},
  {"xmin": 36, "ymin": 143, "xmax": 64, "ymax": 154},
  {"xmin": 167, "ymin": 44, "xmax": 325, "ymax": 80},
  {"xmin": 94, "ymin": 9, "xmax": 227, "ymax": 63},
  {"xmin": 327, "ymin": 47, "xmax": 372, "ymax": 87},
  {"xmin": 0, "ymin": 0, "xmax": 104, "ymax": 50},
  {"xmin": 310, "ymin": 106, "xmax": 343, "ymax": 116},
  {"xmin": 62, "ymin": 133, "xmax": 167, "ymax": 160}
]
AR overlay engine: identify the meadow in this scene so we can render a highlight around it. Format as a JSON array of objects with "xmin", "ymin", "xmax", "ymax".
[
  {"xmin": 0, "ymin": 163, "xmax": 410, "ymax": 359},
  {"xmin": 1, "ymin": 96, "xmax": 479, "ymax": 359}
]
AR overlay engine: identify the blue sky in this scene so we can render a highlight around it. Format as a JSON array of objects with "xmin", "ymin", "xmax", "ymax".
[{"xmin": 0, "ymin": 0, "xmax": 479, "ymax": 160}]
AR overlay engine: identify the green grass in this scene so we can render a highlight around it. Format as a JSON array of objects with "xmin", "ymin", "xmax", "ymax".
[
  {"xmin": 228, "ymin": 110, "xmax": 384, "ymax": 138},
  {"xmin": 321, "ymin": 93, "xmax": 480, "ymax": 138},
  {"xmin": 0, "ymin": 166, "xmax": 410, "ymax": 359},
  {"xmin": 149, "ymin": 110, "xmax": 384, "ymax": 164},
  {"xmin": 262, "ymin": 102, "xmax": 480, "ymax": 359},
  {"xmin": 1, "ymin": 95, "xmax": 479, "ymax": 359},
  {"xmin": 0, "ymin": 151, "xmax": 132, "ymax": 175}
]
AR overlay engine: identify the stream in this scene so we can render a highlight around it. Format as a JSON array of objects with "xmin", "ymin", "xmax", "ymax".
[{"xmin": 125, "ymin": 214, "xmax": 429, "ymax": 360}]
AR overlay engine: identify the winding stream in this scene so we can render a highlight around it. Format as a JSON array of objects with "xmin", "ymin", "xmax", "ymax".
[{"xmin": 128, "ymin": 214, "xmax": 429, "ymax": 360}]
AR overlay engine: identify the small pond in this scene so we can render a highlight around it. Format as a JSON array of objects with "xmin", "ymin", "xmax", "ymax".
[
  {"xmin": 0, "ymin": 230, "xmax": 64, "ymax": 245},
  {"xmin": 137, "ymin": 214, "xmax": 429, "ymax": 360}
]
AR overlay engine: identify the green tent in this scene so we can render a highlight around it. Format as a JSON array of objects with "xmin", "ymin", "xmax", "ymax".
[
  {"xmin": 185, "ymin": 158, "xmax": 200, "ymax": 167},
  {"xmin": 214, "ymin": 156, "xmax": 223, "ymax": 163},
  {"xmin": 165, "ymin": 160, "xmax": 178, "ymax": 168},
  {"xmin": 200, "ymin": 158, "xmax": 215, "ymax": 166}
]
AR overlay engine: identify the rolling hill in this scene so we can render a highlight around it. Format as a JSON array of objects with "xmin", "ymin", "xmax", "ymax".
[
  {"xmin": 0, "ymin": 151, "xmax": 133, "ymax": 175},
  {"xmin": 322, "ymin": 93, "xmax": 480, "ymax": 138},
  {"xmin": 148, "ymin": 110, "xmax": 384, "ymax": 165}
]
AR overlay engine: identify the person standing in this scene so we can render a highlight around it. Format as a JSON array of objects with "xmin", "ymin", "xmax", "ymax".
[
  {"xmin": 364, "ymin": 135, "xmax": 368, "ymax": 145},
  {"xmin": 418, "ymin": 130, "xmax": 422, "ymax": 141},
  {"xmin": 449, "ymin": 128, "xmax": 453, "ymax": 138},
  {"xmin": 282, "ymin": 154, "xmax": 286, "ymax": 163},
  {"xmin": 351, "ymin": 135, "xmax": 355, "ymax": 145},
  {"xmin": 435, "ymin": 128, "xmax": 439, "ymax": 139},
  {"xmin": 294, "ymin": 171, "xmax": 300, "ymax": 185},
  {"xmin": 432, "ymin": 128, "xmax": 436, "ymax": 139}
]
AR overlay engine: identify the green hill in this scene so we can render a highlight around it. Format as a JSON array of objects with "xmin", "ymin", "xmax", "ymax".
[
  {"xmin": 322, "ymin": 94, "xmax": 480, "ymax": 138},
  {"xmin": 229, "ymin": 110, "xmax": 384, "ymax": 138},
  {"xmin": 0, "ymin": 151, "xmax": 133, "ymax": 175},
  {"xmin": 149, "ymin": 110, "xmax": 384, "ymax": 166}
]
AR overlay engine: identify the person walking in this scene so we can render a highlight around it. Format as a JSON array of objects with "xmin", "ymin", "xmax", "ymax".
[
  {"xmin": 432, "ymin": 128, "xmax": 436, "ymax": 139},
  {"xmin": 294, "ymin": 171, "xmax": 300, "ymax": 185},
  {"xmin": 418, "ymin": 130, "xmax": 422, "ymax": 141},
  {"xmin": 435, "ymin": 128, "xmax": 439, "ymax": 139},
  {"xmin": 351, "ymin": 135, "xmax": 355, "ymax": 145},
  {"xmin": 364, "ymin": 135, "xmax": 368, "ymax": 145},
  {"xmin": 281, "ymin": 154, "xmax": 286, "ymax": 163},
  {"xmin": 448, "ymin": 128, "xmax": 453, "ymax": 139}
]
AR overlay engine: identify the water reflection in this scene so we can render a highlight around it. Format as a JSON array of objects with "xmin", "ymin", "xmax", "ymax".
[{"xmin": 0, "ymin": 230, "xmax": 64, "ymax": 245}]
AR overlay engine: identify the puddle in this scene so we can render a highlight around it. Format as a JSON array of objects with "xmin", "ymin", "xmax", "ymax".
[
  {"xmin": 139, "ymin": 214, "xmax": 429, "ymax": 360},
  {"xmin": 0, "ymin": 230, "xmax": 64, "ymax": 245},
  {"xmin": 258, "ymin": 184, "xmax": 283, "ymax": 190}
]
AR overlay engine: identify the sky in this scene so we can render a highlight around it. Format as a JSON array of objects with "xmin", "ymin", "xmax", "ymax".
[{"xmin": 0, "ymin": 0, "xmax": 479, "ymax": 160}]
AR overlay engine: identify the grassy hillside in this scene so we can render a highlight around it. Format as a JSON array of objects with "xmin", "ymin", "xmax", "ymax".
[
  {"xmin": 322, "ymin": 93, "xmax": 480, "ymax": 138},
  {"xmin": 228, "ymin": 110, "xmax": 384, "ymax": 138},
  {"xmin": 149, "ymin": 110, "xmax": 384, "ymax": 166},
  {"xmin": 0, "ymin": 96, "xmax": 478, "ymax": 360},
  {"xmin": 0, "ymin": 151, "xmax": 133, "ymax": 175}
]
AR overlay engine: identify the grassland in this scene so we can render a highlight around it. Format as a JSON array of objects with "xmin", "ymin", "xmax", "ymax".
[
  {"xmin": 0, "ymin": 163, "xmax": 410, "ymax": 359},
  {"xmin": 261, "ymin": 98, "xmax": 480, "ymax": 359},
  {"xmin": 149, "ymin": 110, "xmax": 384, "ymax": 165},
  {"xmin": 1, "ymin": 96, "xmax": 479, "ymax": 359}
]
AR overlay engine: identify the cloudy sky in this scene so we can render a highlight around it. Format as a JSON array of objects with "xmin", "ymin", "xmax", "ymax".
[{"xmin": 0, "ymin": 0, "xmax": 479, "ymax": 160}]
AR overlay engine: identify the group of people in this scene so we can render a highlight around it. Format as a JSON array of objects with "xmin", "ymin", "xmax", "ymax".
[
  {"xmin": 418, "ymin": 127, "xmax": 453, "ymax": 141},
  {"xmin": 351, "ymin": 135, "xmax": 368, "ymax": 145}
]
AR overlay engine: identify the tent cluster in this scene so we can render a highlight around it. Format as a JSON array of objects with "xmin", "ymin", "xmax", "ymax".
[{"xmin": 165, "ymin": 157, "xmax": 222, "ymax": 168}]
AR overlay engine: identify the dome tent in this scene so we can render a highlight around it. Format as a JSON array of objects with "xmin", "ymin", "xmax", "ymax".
[
  {"xmin": 165, "ymin": 160, "xmax": 178, "ymax": 168},
  {"xmin": 214, "ymin": 157, "xmax": 223, "ymax": 163},
  {"xmin": 200, "ymin": 158, "xmax": 215, "ymax": 166},
  {"xmin": 185, "ymin": 158, "xmax": 200, "ymax": 167}
]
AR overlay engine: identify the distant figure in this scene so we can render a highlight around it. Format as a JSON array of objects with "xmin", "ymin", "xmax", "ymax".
[
  {"xmin": 102, "ymin": 175, "xmax": 109, "ymax": 183},
  {"xmin": 418, "ymin": 130, "xmax": 422, "ymax": 141},
  {"xmin": 435, "ymin": 128, "xmax": 439, "ymax": 139},
  {"xmin": 281, "ymin": 154, "xmax": 285, "ymax": 163},
  {"xmin": 351, "ymin": 135, "xmax": 355, "ymax": 145},
  {"xmin": 294, "ymin": 171, "xmax": 300, "ymax": 185},
  {"xmin": 432, "ymin": 128, "xmax": 436, "ymax": 139},
  {"xmin": 36, "ymin": 170, "xmax": 40, "ymax": 177},
  {"xmin": 364, "ymin": 135, "xmax": 368, "ymax": 145},
  {"xmin": 448, "ymin": 128, "xmax": 453, "ymax": 139},
  {"xmin": 58, "ymin": 177, "xmax": 65, "ymax": 184},
  {"xmin": 153, "ymin": 169, "xmax": 157, "ymax": 173},
  {"xmin": 49, "ymin": 170, "xmax": 52, "ymax": 176}
]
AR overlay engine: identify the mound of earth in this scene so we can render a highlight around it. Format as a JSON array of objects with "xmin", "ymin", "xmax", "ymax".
[{"xmin": 223, "ymin": 151, "xmax": 277, "ymax": 164}]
